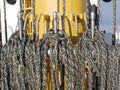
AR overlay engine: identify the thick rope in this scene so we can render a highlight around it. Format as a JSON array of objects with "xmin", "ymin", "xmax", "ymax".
[{"xmin": 75, "ymin": 30, "xmax": 108, "ymax": 90}]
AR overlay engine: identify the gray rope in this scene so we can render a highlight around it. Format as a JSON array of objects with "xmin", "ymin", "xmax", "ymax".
[
  {"xmin": 0, "ymin": 31, "xmax": 36, "ymax": 90},
  {"xmin": 62, "ymin": 0, "xmax": 66, "ymax": 30},
  {"xmin": 112, "ymin": 0, "xmax": 116, "ymax": 45},
  {"xmin": 1, "ymin": 29, "xmax": 120, "ymax": 90},
  {"xmin": 86, "ymin": 0, "xmax": 90, "ymax": 30},
  {"xmin": 75, "ymin": 30, "xmax": 108, "ymax": 90},
  {"xmin": 32, "ymin": 0, "xmax": 35, "ymax": 40},
  {"xmin": 3, "ymin": 0, "xmax": 7, "ymax": 42},
  {"xmin": 97, "ymin": 0, "xmax": 100, "ymax": 30}
]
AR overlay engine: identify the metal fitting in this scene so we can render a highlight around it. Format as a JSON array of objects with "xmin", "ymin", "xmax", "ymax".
[
  {"xmin": 53, "ymin": 11, "xmax": 58, "ymax": 35},
  {"xmin": 91, "ymin": 11, "xmax": 95, "ymax": 38}
]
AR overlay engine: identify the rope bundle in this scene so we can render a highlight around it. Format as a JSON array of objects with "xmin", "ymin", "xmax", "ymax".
[
  {"xmin": 1, "ymin": 29, "xmax": 120, "ymax": 90},
  {"xmin": 0, "ymin": 31, "xmax": 36, "ymax": 90}
]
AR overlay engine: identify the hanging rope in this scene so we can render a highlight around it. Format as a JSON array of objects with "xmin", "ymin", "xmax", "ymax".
[
  {"xmin": 75, "ymin": 30, "xmax": 108, "ymax": 90},
  {"xmin": 37, "ymin": 29, "xmax": 77, "ymax": 90},
  {"xmin": 32, "ymin": 0, "xmax": 35, "ymax": 41},
  {"xmin": 3, "ymin": 0, "xmax": 7, "ymax": 42},
  {"xmin": 62, "ymin": 0, "xmax": 66, "ymax": 30},
  {"xmin": 97, "ymin": 0, "xmax": 101, "ymax": 30},
  {"xmin": 112, "ymin": 0, "xmax": 116, "ymax": 45},
  {"xmin": 0, "ymin": 30, "xmax": 36, "ymax": 90},
  {"xmin": 86, "ymin": 0, "xmax": 90, "ymax": 30},
  {"xmin": 107, "ymin": 45, "xmax": 120, "ymax": 90}
]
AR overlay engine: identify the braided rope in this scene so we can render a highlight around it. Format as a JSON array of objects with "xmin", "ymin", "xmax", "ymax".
[
  {"xmin": 1, "ymin": 30, "xmax": 120, "ymax": 90},
  {"xmin": 31, "ymin": 0, "xmax": 35, "ymax": 40},
  {"xmin": 97, "ymin": 0, "xmax": 100, "ymax": 30},
  {"xmin": 112, "ymin": 0, "xmax": 116, "ymax": 45},
  {"xmin": 76, "ymin": 30, "xmax": 107, "ymax": 90},
  {"xmin": 62, "ymin": 0, "xmax": 66, "ymax": 30},
  {"xmin": 86, "ymin": 0, "xmax": 90, "ymax": 30}
]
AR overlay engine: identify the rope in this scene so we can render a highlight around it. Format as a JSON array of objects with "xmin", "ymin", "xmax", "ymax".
[
  {"xmin": 32, "ymin": 0, "xmax": 35, "ymax": 40},
  {"xmin": 3, "ymin": 0, "xmax": 7, "ymax": 42},
  {"xmin": 97, "ymin": 0, "xmax": 100, "ymax": 30},
  {"xmin": 1, "ymin": 30, "xmax": 120, "ymax": 90},
  {"xmin": 37, "ymin": 29, "xmax": 76, "ymax": 90},
  {"xmin": 62, "ymin": 0, "xmax": 66, "ymax": 30},
  {"xmin": 76, "ymin": 30, "xmax": 108, "ymax": 90},
  {"xmin": 107, "ymin": 45, "xmax": 120, "ymax": 90},
  {"xmin": 1, "ymin": 31, "xmax": 36, "ymax": 90},
  {"xmin": 112, "ymin": 0, "xmax": 116, "ymax": 45},
  {"xmin": 86, "ymin": 0, "xmax": 90, "ymax": 30}
]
